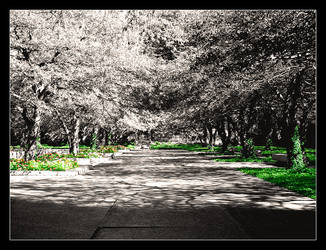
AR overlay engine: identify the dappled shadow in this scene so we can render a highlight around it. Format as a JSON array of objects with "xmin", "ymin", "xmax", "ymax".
[
  {"xmin": 10, "ymin": 149, "xmax": 316, "ymax": 239},
  {"xmin": 10, "ymin": 197, "xmax": 110, "ymax": 239},
  {"xmin": 11, "ymin": 149, "xmax": 315, "ymax": 211}
]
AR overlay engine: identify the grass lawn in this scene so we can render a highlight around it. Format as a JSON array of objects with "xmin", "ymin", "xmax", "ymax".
[
  {"xmin": 238, "ymin": 167, "xmax": 316, "ymax": 199},
  {"xmin": 150, "ymin": 143, "xmax": 219, "ymax": 151},
  {"xmin": 10, "ymin": 144, "xmax": 90, "ymax": 150},
  {"xmin": 150, "ymin": 143, "xmax": 316, "ymax": 165},
  {"xmin": 214, "ymin": 155, "xmax": 276, "ymax": 163}
]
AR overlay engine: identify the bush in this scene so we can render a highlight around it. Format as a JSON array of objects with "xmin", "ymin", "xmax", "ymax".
[
  {"xmin": 241, "ymin": 138, "xmax": 256, "ymax": 158},
  {"xmin": 265, "ymin": 138, "xmax": 273, "ymax": 150},
  {"xmin": 97, "ymin": 145, "xmax": 119, "ymax": 153},
  {"xmin": 91, "ymin": 133, "xmax": 97, "ymax": 150},
  {"xmin": 289, "ymin": 125, "xmax": 307, "ymax": 173}
]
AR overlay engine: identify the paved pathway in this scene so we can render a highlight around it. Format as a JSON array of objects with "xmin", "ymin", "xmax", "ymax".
[{"xmin": 10, "ymin": 149, "xmax": 316, "ymax": 239}]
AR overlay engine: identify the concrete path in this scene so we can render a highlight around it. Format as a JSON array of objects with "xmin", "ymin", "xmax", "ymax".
[{"xmin": 10, "ymin": 149, "xmax": 316, "ymax": 239}]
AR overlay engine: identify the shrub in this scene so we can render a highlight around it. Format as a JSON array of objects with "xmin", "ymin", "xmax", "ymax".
[
  {"xmin": 91, "ymin": 133, "xmax": 97, "ymax": 150},
  {"xmin": 241, "ymin": 138, "xmax": 256, "ymax": 158},
  {"xmin": 97, "ymin": 145, "xmax": 119, "ymax": 153},
  {"xmin": 265, "ymin": 138, "xmax": 273, "ymax": 150},
  {"xmin": 288, "ymin": 125, "xmax": 307, "ymax": 173}
]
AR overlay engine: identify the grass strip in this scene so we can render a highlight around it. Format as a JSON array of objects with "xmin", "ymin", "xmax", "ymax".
[
  {"xmin": 215, "ymin": 156, "xmax": 276, "ymax": 163},
  {"xmin": 238, "ymin": 167, "xmax": 316, "ymax": 199}
]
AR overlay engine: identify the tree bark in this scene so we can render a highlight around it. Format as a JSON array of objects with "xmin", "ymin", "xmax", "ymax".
[
  {"xmin": 91, "ymin": 125, "xmax": 100, "ymax": 149},
  {"xmin": 207, "ymin": 125, "xmax": 213, "ymax": 149},
  {"xmin": 202, "ymin": 126, "xmax": 208, "ymax": 146},
  {"xmin": 22, "ymin": 104, "xmax": 41, "ymax": 161},
  {"xmin": 216, "ymin": 118, "xmax": 229, "ymax": 152},
  {"xmin": 98, "ymin": 128, "xmax": 107, "ymax": 147},
  {"xmin": 283, "ymin": 68, "xmax": 305, "ymax": 168},
  {"xmin": 55, "ymin": 109, "xmax": 72, "ymax": 149},
  {"xmin": 70, "ymin": 111, "xmax": 80, "ymax": 155}
]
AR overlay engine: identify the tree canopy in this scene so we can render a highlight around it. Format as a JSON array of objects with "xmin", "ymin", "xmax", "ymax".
[{"xmin": 10, "ymin": 10, "xmax": 316, "ymax": 166}]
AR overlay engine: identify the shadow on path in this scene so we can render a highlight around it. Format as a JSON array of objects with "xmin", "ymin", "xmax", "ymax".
[{"xmin": 10, "ymin": 149, "xmax": 316, "ymax": 239}]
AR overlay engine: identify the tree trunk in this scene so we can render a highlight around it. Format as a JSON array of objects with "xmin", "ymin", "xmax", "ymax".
[
  {"xmin": 238, "ymin": 109, "xmax": 254, "ymax": 158},
  {"xmin": 212, "ymin": 128, "xmax": 217, "ymax": 146},
  {"xmin": 91, "ymin": 125, "xmax": 100, "ymax": 149},
  {"xmin": 226, "ymin": 117, "xmax": 232, "ymax": 147},
  {"xmin": 98, "ymin": 128, "xmax": 107, "ymax": 147},
  {"xmin": 216, "ymin": 118, "xmax": 229, "ymax": 152},
  {"xmin": 227, "ymin": 117, "xmax": 239, "ymax": 146},
  {"xmin": 238, "ymin": 109, "xmax": 246, "ymax": 149},
  {"xmin": 22, "ymin": 104, "xmax": 41, "ymax": 161},
  {"xmin": 135, "ymin": 130, "xmax": 139, "ymax": 145},
  {"xmin": 55, "ymin": 109, "xmax": 72, "ymax": 150},
  {"xmin": 105, "ymin": 129, "xmax": 112, "ymax": 145},
  {"xmin": 81, "ymin": 125, "xmax": 88, "ymax": 145},
  {"xmin": 69, "ymin": 112, "xmax": 80, "ymax": 155},
  {"xmin": 284, "ymin": 68, "xmax": 305, "ymax": 168},
  {"xmin": 207, "ymin": 125, "xmax": 213, "ymax": 149},
  {"xmin": 202, "ymin": 126, "xmax": 208, "ymax": 146}
]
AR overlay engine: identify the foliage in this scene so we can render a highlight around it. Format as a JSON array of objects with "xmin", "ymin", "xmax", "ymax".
[
  {"xmin": 125, "ymin": 144, "xmax": 135, "ymax": 149},
  {"xmin": 10, "ymin": 10, "xmax": 316, "ymax": 157},
  {"xmin": 241, "ymin": 138, "xmax": 256, "ymax": 158},
  {"xmin": 265, "ymin": 138, "xmax": 273, "ymax": 150},
  {"xmin": 239, "ymin": 167, "xmax": 316, "ymax": 199},
  {"xmin": 91, "ymin": 133, "xmax": 97, "ymax": 150},
  {"xmin": 288, "ymin": 125, "xmax": 307, "ymax": 172},
  {"xmin": 96, "ymin": 145, "xmax": 119, "ymax": 153},
  {"xmin": 34, "ymin": 151, "xmax": 101, "ymax": 161}
]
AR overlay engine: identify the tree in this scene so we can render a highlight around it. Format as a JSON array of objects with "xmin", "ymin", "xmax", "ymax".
[{"xmin": 173, "ymin": 10, "xmax": 316, "ymax": 162}]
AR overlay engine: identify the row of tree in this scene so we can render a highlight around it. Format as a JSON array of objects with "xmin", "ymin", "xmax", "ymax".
[
  {"xmin": 10, "ymin": 10, "xmax": 316, "ymax": 168},
  {"xmin": 161, "ymin": 10, "xmax": 316, "ymax": 166}
]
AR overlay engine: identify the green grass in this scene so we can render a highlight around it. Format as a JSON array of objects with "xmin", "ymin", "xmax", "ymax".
[
  {"xmin": 126, "ymin": 144, "xmax": 135, "ymax": 149},
  {"xmin": 215, "ymin": 155, "xmax": 276, "ymax": 163},
  {"xmin": 10, "ymin": 144, "xmax": 90, "ymax": 150},
  {"xmin": 10, "ymin": 150, "xmax": 101, "ymax": 171},
  {"xmin": 10, "ymin": 144, "xmax": 129, "ymax": 171},
  {"xmin": 238, "ymin": 167, "xmax": 316, "ymax": 199},
  {"xmin": 150, "ymin": 142, "xmax": 316, "ymax": 165},
  {"xmin": 150, "ymin": 143, "xmax": 219, "ymax": 152},
  {"xmin": 39, "ymin": 144, "xmax": 90, "ymax": 149}
]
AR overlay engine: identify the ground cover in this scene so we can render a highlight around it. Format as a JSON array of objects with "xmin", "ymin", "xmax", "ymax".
[
  {"xmin": 10, "ymin": 144, "xmax": 90, "ymax": 150},
  {"xmin": 9, "ymin": 151, "xmax": 99, "ymax": 172},
  {"xmin": 9, "ymin": 144, "xmax": 132, "ymax": 171},
  {"xmin": 150, "ymin": 143, "xmax": 316, "ymax": 165},
  {"xmin": 239, "ymin": 168, "xmax": 316, "ymax": 199},
  {"xmin": 150, "ymin": 142, "xmax": 217, "ymax": 151},
  {"xmin": 10, "ymin": 158, "xmax": 79, "ymax": 171},
  {"xmin": 214, "ymin": 155, "xmax": 276, "ymax": 163}
]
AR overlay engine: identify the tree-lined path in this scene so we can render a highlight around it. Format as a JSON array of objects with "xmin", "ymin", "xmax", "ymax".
[{"xmin": 10, "ymin": 149, "xmax": 315, "ymax": 239}]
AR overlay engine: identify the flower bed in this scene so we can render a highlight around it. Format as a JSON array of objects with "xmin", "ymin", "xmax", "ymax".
[
  {"xmin": 97, "ymin": 145, "xmax": 122, "ymax": 153},
  {"xmin": 10, "ymin": 147, "xmax": 127, "ymax": 172},
  {"xmin": 10, "ymin": 158, "xmax": 79, "ymax": 171}
]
